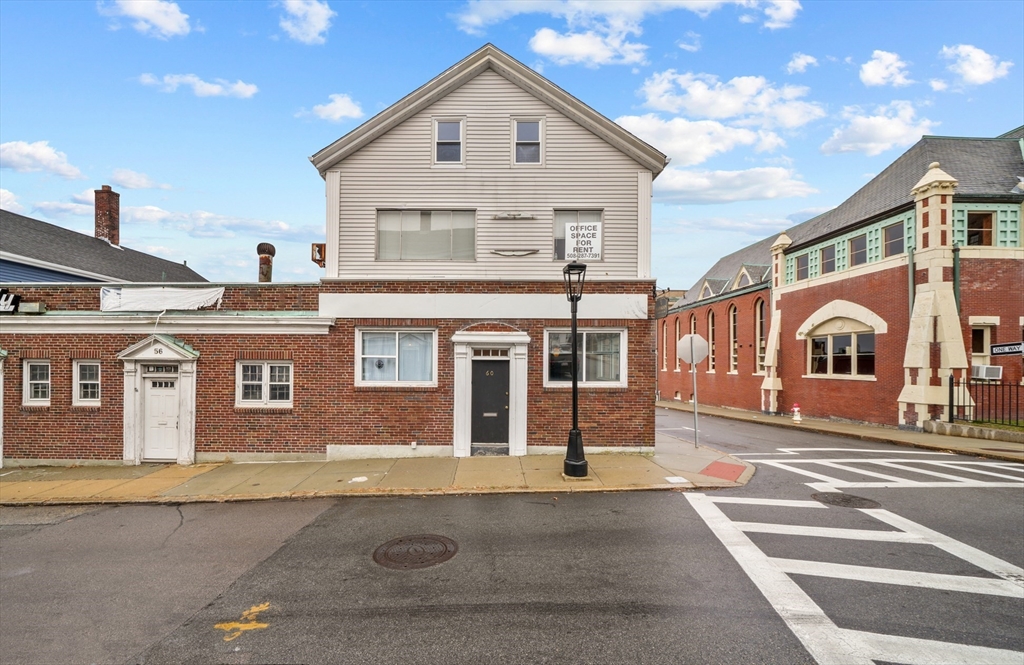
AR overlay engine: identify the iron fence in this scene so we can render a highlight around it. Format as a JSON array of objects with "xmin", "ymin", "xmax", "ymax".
[{"xmin": 948, "ymin": 375, "xmax": 1022, "ymax": 427}]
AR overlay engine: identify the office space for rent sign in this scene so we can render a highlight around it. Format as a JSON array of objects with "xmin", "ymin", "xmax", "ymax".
[{"xmin": 566, "ymin": 222, "xmax": 602, "ymax": 261}]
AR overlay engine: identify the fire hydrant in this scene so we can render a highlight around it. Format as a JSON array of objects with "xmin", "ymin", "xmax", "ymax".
[{"xmin": 792, "ymin": 403, "xmax": 802, "ymax": 424}]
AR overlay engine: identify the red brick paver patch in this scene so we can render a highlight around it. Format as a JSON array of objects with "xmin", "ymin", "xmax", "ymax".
[{"xmin": 699, "ymin": 460, "xmax": 745, "ymax": 482}]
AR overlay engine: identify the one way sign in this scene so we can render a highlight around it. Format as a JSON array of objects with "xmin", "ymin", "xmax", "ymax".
[{"xmin": 990, "ymin": 342, "xmax": 1023, "ymax": 357}]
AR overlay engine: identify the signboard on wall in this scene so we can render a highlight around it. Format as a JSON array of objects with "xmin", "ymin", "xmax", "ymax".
[
  {"xmin": 990, "ymin": 342, "xmax": 1023, "ymax": 357},
  {"xmin": 0, "ymin": 288, "xmax": 21, "ymax": 314},
  {"xmin": 565, "ymin": 222, "xmax": 602, "ymax": 261}
]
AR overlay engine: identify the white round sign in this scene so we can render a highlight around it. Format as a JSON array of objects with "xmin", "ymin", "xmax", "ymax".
[{"xmin": 677, "ymin": 334, "xmax": 709, "ymax": 365}]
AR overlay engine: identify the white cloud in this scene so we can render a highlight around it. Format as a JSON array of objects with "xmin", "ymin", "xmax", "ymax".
[
  {"xmin": 654, "ymin": 165, "xmax": 816, "ymax": 203},
  {"xmin": 941, "ymin": 44, "xmax": 1013, "ymax": 86},
  {"xmin": 123, "ymin": 205, "xmax": 321, "ymax": 241},
  {"xmin": 140, "ymin": 73, "xmax": 258, "ymax": 98},
  {"xmin": 677, "ymin": 31, "xmax": 700, "ymax": 53},
  {"xmin": 279, "ymin": 0, "xmax": 336, "ymax": 45},
  {"xmin": 786, "ymin": 52, "xmax": 817, "ymax": 74},
  {"xmin": 33, "ymin": 201, "xmax": 93, "ymax": 217},
  {"xmin": 98, "ymin": 0, "xmax": 190, "ymax": 39},
  {"xmin": 859, "ymin": 50, "xmax": 912, "ymax": 87},
  {"xmin": 1, "ymin": 188, "xmax": 25, "ymax": 213},
  {"xmin": 71, "ymin": 188, "xmax": 96, "ymax": 204},
  {"xmin": 110, "ymin": 168, "xmax": 172, "ymax": 189},
  {"xmin": 454, "ymin": 1, "xmax": 801, "ymax": 36},
  {"xmin": 309, "ymin": 94, "xmax": 364, "ymax": 121},
  {"xmin": 640, "ymin": 70, "xmax": 825, "ymax": 128},
  {"xmin": 0, "ymin": 140, "xmax": 84, "ymax": 179},
  {"xmin": 820, "ymin": 101, "xmax": 938, "ymax": 156},
  {"xmin": 763, "ymin": 0, "xmax": 800, "ymax": 29},
  {"xmin": 529, "ymin": 27, "xmax": 646, "ymax": 67},
  {"xmin": 929, "ymin": 79, "xmax": 948, "ymax": 92},
  {"xmin": 615, "ymin": 114, "xmax": 783, "ymax": 167}
]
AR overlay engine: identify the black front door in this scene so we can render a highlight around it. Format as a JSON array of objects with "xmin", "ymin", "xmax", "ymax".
[{"xmin": 471, "ymin": 360, "xmax": 510, "ymax": 445}]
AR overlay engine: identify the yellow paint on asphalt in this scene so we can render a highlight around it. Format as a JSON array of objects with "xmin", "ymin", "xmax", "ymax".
[{"xmin": 214, "ymin": 602, "xmax": 271, "ymax": 642}]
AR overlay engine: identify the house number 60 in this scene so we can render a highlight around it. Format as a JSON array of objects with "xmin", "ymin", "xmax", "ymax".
[{"xmin": 485, "ymin": 370, "xmax": 494, "ymax": 376}]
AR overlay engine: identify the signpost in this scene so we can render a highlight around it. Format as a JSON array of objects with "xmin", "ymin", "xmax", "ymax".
[
  {"xmin": 990, "ymin": 342, "xmax": 1023, "ymax": 357},
  {"xmin": 677, "ymin": 334, "xmax": 709, "ymax": 448}
]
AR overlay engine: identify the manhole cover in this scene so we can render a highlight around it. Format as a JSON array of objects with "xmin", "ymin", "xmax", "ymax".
[
  {"xmin": 811, "ymin": 493, "xmax": 881, "ymax": 509},
  {"xmin": 373, "ymin": 535, "xmax": 458, "ymax": 570}
]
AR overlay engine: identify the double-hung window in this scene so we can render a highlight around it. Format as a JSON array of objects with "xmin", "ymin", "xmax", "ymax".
[
  {"xmin": 513, "ymin": 119, "xmax": 542, "ymax": 164},
  {"xmin": 553, "ymin": 210, "xmax": 601, "ymax": 260},
  {"xmin": 849, "ymin": 234, "xmax": 868, "ymax": 266},
  {"xmin": 883, "ymin": 223, "xmax": 904, "ymax": 257},
  {"xmin": 358, "ymin": 330, "xmax": 436, "ymax": 386},
  {"xmin": 434, "ymin": 119, "xmax": 463, "ymax": 164},
  {"xmin": 236, "ymin": 361, "xmax": 293, "ymax": 407},
  {"xmin": 377, "ymin": 210, "xmax": 475, "ymax": 260},
  {"xmin": 967, "ymin": 212, "xmax": 993, "ymax": 246},
  {"xmin": 74, "ymin": 360, "xmax": 101, "ymax": 406},
  {"xmin": 23, "ymin": 360, "xmax": 50, "ymax": 406},
  {"xmin": 795, "ymin": 254, "xmax": 809, "ymax": 280},
  {"xmin": 820, "ymin": 245, "xmax": 836, "ymax": 274},
  {"xmin": 545, "ymin": 329, "xmax": 626, "ymax": 387}
]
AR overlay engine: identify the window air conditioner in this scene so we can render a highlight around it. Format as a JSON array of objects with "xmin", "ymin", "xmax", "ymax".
[{"xmin": 971, "ymin": 364, "xmax": 1003, "ymax": 380}]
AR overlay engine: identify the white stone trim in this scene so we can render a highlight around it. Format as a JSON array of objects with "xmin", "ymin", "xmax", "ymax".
[
  {"xmin": 118, "ymin": 336, "xmax": 198, "ymax": 465},
  {"xmin": 1, "ymin": 315, "xmax": 334, "ymax": 335},
  {"xmin": 319, "ymin": 292, "xmax": 647, "ymax": 319},
  {"xmin": 796, "ymin": 300, "xmax": 888, "ymax": 339},
  {"xmin": 451, "ymin": 331, "xmax": 531, "ymax": 458},
  {"xmin": 969, "ymin": 316, "xmax": 1000, "ymax": 325},
  {"xmin": 777, "ymin": 253, "xmax": 908, "ymax": 294}
]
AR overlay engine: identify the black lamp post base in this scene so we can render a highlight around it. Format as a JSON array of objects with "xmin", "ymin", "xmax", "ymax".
[{"xmin": 563, "ymin": 429, "xmax": 588, "ymax": 477}]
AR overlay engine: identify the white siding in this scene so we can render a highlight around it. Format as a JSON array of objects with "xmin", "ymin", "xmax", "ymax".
[{"xmin": 332, "ymin": 69, "xmax": 649, "ymax": 281}]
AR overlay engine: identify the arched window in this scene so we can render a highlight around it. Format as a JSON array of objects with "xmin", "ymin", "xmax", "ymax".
[
  {"xmin": 755, "ymin": 299, "xmax": 767, "ymax": 373},
  {"xmin": 807, "ymin": 318, "xmax": 876, "ymax": 377},
  {"xmin": 661, "ymin": 320, "xmax": 668, "ymax": 371},
  {"xmin": 707, "ymin": 310, "xmax": 716, "ymax": 371},
  {"xmin": 674, "ymin": 318, "xmax": 682, "ymax": 370},
  {"xmin": 729, "ymin": 305, "xmax": 738, "ymax": 372},
  {"xmin": 690, "ymin": 313, "xmax": 697, "ymax": 336}
]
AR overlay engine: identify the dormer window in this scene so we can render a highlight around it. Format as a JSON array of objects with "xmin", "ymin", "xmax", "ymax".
[
  {"xmin": 434, "ymin": 119, "xmax": 463, "ymax": 164},
  {"xmin": 700, "ymin": 283, "xmax": 714, "ymax": 299},
  {"xmin": 514, "ymin": 118, "xmax": 542, "ymax": 165}
]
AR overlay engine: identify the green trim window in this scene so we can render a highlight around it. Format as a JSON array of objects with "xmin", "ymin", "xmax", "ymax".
[
  {"xmin": 967, "ymin": 213, "xmax": 993, "ymax": 246},
  {"xmin": 883, "ymin": 223, "xmax": 904, "ymax": 257},
  {"xmin": 820, "ymin": 245, "xmax": 835, "ymax": 274},
  {"xmin": 849, "ymin": 235, "xmax": 868, "ymax": 266},
  {"xmin": 795, "ymin": 254, "xmax": 809, "ymax": 280}
]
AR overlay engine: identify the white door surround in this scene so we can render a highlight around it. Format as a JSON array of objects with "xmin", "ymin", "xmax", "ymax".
[
  {"xmin": 143, "ymin": 368, "xmax": 181, "ymax": 461},
  {"xmin": 452, "ymin": 331, "xmax": 530, "ymax": 457},
  {"xmin": 118, "ymin": 335, "xmax": 199, "ymax": 465}
]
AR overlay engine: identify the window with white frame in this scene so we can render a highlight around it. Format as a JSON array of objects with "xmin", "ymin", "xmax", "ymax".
[
  {"xmin": 755, "ymin": 298, "xmax": 767, "ymax": 373},
  {"xmin": 236, "ymin": 361, "xmax": 293, "ymax": 407},
  {"xmin": 729, "ymin": 305, "xmax": 739, "ymax": 372},
  {"xmin": 73, "ymin": 360, "xmax": 101, "ymax": 405},
  {"xmin": 377, "ymin": 210, "xmax": 475, "ymax": 260},
  {"xmin": 707, "ymin": 311, "xmax": 716, "ymax": 371},
  {"xmin": 545, "ymin": 329, "xmax": 626, "ymax": 387},
  {"xmin": 971, "ymin": 326, "xmax": 992, "ymax": 366},
  {"xmin": 808, "ymin": 328, "xmax": 875, "ymax": 378},
  {"xmin": 661, "ymin": 321, "xmax": 668, "ymax": 371},
  {"xmin": 553, "ymin": 210, "xmax": 601, "ymax": 260},
  {"xmin": 357, "ymin": 330, "xmax": 436, "ymax": 385},
  {"xmin": 513, "ymin": 119, "xmax": 542, "ymax": 164},
  {"xmin": 23, "ymin": 359, "xmax": 50, "ymax": 405},
  {"xmin": 674, "ymin": 318, "xmax": 682, "ymax": 371},
  {"xmin": 434, "ymin": 118, "xmax": 463, "ymax": 164}
]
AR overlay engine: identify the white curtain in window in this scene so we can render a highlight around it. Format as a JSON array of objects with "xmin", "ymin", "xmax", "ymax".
[
  {"xmin": 362, "ymin": 332, "xmax": 396, "ymax": 381},
  {"xmin": 378, "ymin": 211, "xmax": 402, "ymax": 260},
  {"xmin": 398, "ymin": 332, "xmax": 432, "ymax": 381}
]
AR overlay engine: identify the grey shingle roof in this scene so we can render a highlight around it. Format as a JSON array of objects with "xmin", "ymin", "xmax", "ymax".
[
  {"xmin": 998, "ymin": 125, "xmax": 1024, "ymax": 139},
  {"xmin": 0, "ymin": 209, "xmax": 206, "ymax": 283},
  {"xmin": 672, "ymin": 133, "xmax": 1024, "ymax": 309}
]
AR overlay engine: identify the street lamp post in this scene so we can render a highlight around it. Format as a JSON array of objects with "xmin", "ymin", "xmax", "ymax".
[{"xmin": 562, "ymin": 261, "xmax": 588, "ymax": 477}]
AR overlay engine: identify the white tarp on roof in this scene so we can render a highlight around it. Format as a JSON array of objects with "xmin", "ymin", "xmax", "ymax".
[{"xmin": 100, "ymin": 287, "xmax": 224, "ymax": 312}]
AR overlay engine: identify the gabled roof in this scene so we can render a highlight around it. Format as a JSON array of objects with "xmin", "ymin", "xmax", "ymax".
[
  {"xmin": 309, "ymin": 43, "xmax": 669, "ymax": 178},
  {"xmin": 0, "ymin": 209, "xmax": 206, "ymax": 283},
  {"xmin": 672, "ymin": 130, "xmax": 1024, "ymax": 309}
]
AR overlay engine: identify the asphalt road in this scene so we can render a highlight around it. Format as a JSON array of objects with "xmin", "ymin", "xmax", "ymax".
[{"xmin": 1, "ymin": 410, "xmax": 1020, "ymax": 665}]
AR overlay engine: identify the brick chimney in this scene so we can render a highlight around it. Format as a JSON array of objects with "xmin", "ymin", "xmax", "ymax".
[{"xmin": 94, "ymin": 185, "xmax": 120, "ymax": 246}]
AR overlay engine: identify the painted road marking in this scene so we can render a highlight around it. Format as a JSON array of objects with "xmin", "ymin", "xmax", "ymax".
[
  {"xmin": 215, "ymin": 602, "xmax": 271, "ymax": 642},
  {"xmin": 686, "ymin": 493, "xmax": 1024, "ymax": 665},
  {"xmin": 755, "ymin": 457, "xmax": 1024, "ymax": 491},
  {"xmin": 736, "ymin": 448, "xmax": 954, "ymax": 457}
]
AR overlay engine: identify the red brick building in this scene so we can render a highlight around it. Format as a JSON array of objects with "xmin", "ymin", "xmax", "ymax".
[
  {"xmin": 0, "ymin": 45, "xmax": 668, "ymax": 465},
  {"xmin": 658, "ymin": 128, "xmax": 1023, "ymax": 428}
]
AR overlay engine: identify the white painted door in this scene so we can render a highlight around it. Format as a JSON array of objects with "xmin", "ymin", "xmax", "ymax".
[{"xmin": 144, "ymin": 378, "xmax": 179, "ymax": 461}]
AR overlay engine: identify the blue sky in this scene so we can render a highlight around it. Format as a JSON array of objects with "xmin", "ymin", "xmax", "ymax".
[{"xmin": 1, "ymin": 1, "xmax": 1021, "ymax": 288}]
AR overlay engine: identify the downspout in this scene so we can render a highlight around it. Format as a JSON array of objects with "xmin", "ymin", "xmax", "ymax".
[
  {"xmin": 907, "ymin": 247, "xmax": 915, "ymax": 321},
  {"xmin": 952, "ymin": 243, "xmax": 961, "ymax": 314}
]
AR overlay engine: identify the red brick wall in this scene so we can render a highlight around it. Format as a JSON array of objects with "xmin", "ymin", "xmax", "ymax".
[
  {"xmin": 960, "ymin": 258, "xmax": 1024, "ymax": 384},
  {"xmin": 657, "ymin": 288, "xmax": 770, "ymax": 412},
  {"xmin": 1, "ymin": 281, "xmax": 655, "ymax": 460},
  {"xmin": 776, "ymin": 265, "xmax": 910, "ymax": 425}
]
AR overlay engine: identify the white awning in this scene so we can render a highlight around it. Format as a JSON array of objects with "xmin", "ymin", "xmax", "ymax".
[{"xmin": 100, "ymin": 287, "xmax": 224, "ymax": 312}]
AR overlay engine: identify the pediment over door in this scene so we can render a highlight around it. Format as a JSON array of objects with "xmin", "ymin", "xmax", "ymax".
[{"xmin": 117, "ymin": 334, "xmax": 200, "ymax": 362}]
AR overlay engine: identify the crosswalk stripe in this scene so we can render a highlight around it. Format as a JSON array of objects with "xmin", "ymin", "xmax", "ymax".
[{"xmin": 732, "ymin": 521, "xmax": 923, "ymax": 542}]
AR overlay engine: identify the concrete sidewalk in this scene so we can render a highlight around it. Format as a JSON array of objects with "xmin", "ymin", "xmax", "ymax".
[
  {"xmin": 0, "ymin": 436, "xmax": 753, "ymax": 506},
  {"xmin": 657, "ymin": 400, "xmax": 1024, "ymax": 463}
]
